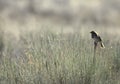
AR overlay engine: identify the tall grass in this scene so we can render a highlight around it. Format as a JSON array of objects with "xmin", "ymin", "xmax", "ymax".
[{"xmin": 0, "ymin": 29, "xmax": 120, "ymax": 84}]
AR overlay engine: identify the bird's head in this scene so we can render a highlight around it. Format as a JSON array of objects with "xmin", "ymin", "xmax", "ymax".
[
  {"xmin": 90, "ymin": 31, "xmax": 95, "ymax": 34},
  {"xmin": 90, "ymin": 31, "xmax": 98, "ymax": 35}
]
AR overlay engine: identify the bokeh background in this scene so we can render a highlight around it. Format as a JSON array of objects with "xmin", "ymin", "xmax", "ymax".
[{"xmin": 0, "ymin": 0, "xmax": 120, "ymax": 36}]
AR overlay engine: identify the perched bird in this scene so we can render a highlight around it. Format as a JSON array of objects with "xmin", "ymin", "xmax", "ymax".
[{"xmin": 90, "ymin": 31, "xmax": 105, "ymax": 49}]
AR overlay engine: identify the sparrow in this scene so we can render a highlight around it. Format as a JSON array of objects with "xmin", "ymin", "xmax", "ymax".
[{"xmin": 90, "ymin": 31, "xmax": 105, "ymax": 49}]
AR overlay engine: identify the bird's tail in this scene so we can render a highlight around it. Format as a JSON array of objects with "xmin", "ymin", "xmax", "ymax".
[{"xmin": 100, "ymin": 42, "xmax": 105, "ymax": 48}]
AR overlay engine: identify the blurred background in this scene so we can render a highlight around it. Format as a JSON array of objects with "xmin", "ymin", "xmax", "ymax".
[{"xmin": 0, "ymin": 0, "xmax": 120, "ymax": 35}]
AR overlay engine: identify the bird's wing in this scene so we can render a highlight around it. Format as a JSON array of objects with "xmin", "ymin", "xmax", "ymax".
[{"xmin": 97, "ymin": 36, "xmax": 102, "ymax": 41}]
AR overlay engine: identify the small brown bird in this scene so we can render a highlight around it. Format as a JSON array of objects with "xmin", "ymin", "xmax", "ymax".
[{"xmin": 90, "ymin": 31, "xmax": 105, "ymax": 49}]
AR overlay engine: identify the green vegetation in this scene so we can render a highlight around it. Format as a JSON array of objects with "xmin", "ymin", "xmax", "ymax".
[{"xmin": 0, "ymin": 29, "xmax": 120, "ymax": 84}]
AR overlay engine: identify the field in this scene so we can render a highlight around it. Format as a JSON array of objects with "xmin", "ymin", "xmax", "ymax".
[
  {"xmin": 0, "ymin": 0, "xmax": 120, "ymax": 84},
  {"xmin": 0, "ymin": 27, "xmax": 119, "ymax": 84}
]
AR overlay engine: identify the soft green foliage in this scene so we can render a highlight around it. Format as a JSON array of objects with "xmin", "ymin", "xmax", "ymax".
[{"xmin": 0, "ymin": 29, "xmax": 120, "ymax": 84}]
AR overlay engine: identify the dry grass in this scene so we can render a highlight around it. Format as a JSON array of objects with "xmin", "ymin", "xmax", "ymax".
[{"xmin": 0, "ymin": 28, "xmax": 119, "ymax": 84}]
